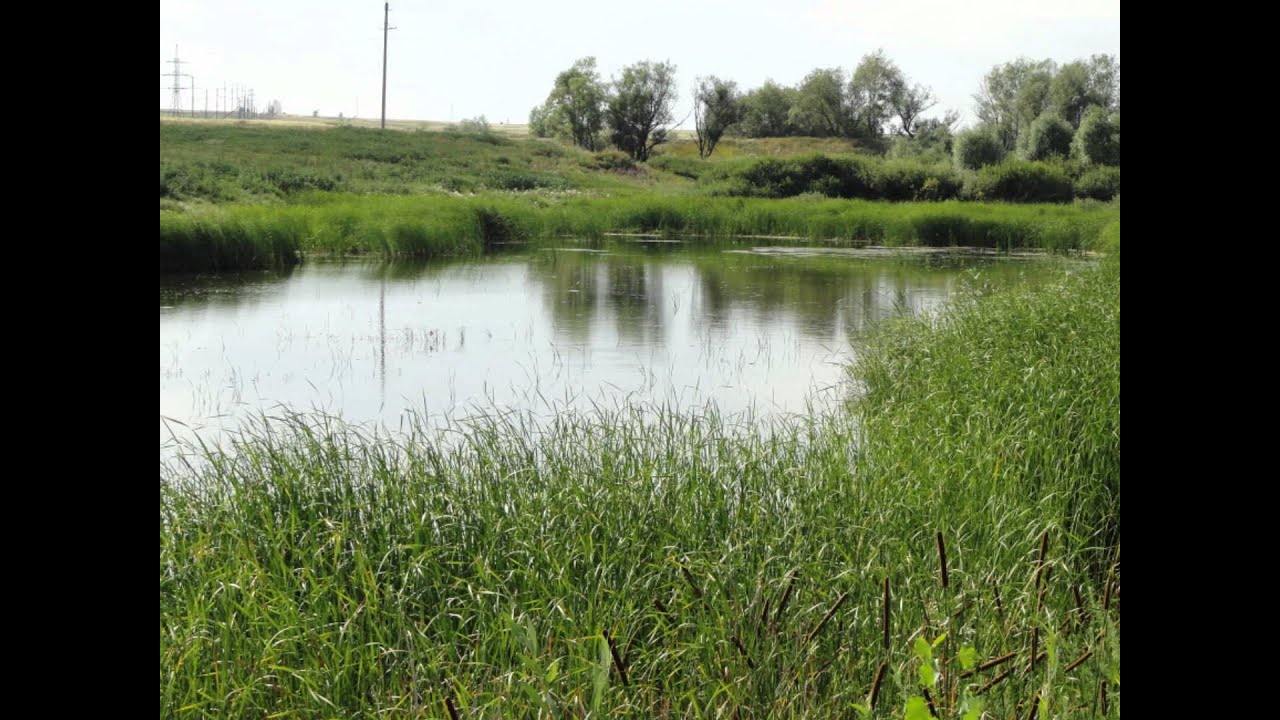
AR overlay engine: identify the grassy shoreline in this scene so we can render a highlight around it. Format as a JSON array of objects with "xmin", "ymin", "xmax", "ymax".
[
  {"xmin": 160, "ymin": 247, "xmax": 1119, "ymax": 716},
  {"xmin": 160, "ymin": 123, "xmax": 1118, "ymax": 273},
  {"xmin": 160, "ymin": 194, "xmax": 1117, "ymax": 273}
]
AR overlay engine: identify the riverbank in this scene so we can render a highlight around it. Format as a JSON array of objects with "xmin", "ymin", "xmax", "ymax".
[{"xmin": 160, "ymin": 244, "xmax": 1120, "ymax": 717}]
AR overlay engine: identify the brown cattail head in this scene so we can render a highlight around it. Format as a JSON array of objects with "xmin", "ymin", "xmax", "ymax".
[
  {"xmin": 869, "ymin": 661, "xmax": 888, "ymax": 710},
  {"xmin": 936, "ymin": 531, "xmax": 949, "ymax": 589},
  {"xmin": 882, "ymin": 576, "xmax": 892, "ymax": 650},
  {"xmin": 604, "ymin": 630, "xmax": 630, "ymax": 687}
]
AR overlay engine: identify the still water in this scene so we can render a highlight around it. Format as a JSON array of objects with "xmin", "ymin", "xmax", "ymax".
[{"xmin": 160, "ymin": 244, "xmax": 1066, "ymax": 449}]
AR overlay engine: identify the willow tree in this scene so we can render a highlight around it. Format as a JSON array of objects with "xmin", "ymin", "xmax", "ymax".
[
  {"xmin": 607, "ymin": 60, "xmax": 678, "ymax": 162},
  {"xmin": 693, "ymin": 76, "xmax": 741, "ymax": 158}
]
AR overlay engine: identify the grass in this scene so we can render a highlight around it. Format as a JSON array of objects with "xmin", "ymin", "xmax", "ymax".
[
  {"xmin": 160, "ymin": 193, "xmax": 1119, "ymax": 272},
  {"xmin": 160, "ymin": 243, "xmax": 1120, "ymax": 717},
  {"xmin": 160, "ymin": 121, "xmax": 1120, "ymax": 273},
  {"xmin": 160, "ymin": 122, "xmax": 652, "ymax": 202}
]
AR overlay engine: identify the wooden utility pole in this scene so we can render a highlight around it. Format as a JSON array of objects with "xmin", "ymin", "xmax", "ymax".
[{"xmin": 381, "ymin": 3, "xmax": 393, "ymax": 129}]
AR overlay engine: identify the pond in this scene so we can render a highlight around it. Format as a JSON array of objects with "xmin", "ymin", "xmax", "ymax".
[{"xmin": 160, "ymin": 243, "xmax": 1071, "ymax": 451}]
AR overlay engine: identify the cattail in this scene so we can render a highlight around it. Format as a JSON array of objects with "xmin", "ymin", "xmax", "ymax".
[
  {"xmin": 804, "ymin": 591, "xmax": 848, "ymax": 646},
  {"xmin": 936, "ymin": 531, "xmax": 949, "ymax": 589},
  {"xmin": 869, "ymin": 661, "xmax": 888, "ymax": 710},
  {"xmin": 1073, "ymin": 584, "xmax": 1089, "ymax": 630},
  {"xmin": 731, "ymin": 635, "xmax": 755, "ymax": 670},
  {"xmin": 977, "ymin": 667, "xmax": 1012, "ymax": 695},
  {"xmin": 681, "ymin": 565, "xmax": 703, "ymax": 600},
  {"xmin": 923, "ymin": 687, "xmax": 939, "ymax": 718},
  {"xmin": 1030, "ymin": 628, "xmax": 1039, "ymax": 672},
  {"xmin": 1025, "ymin": 690, "xmax": 1041, "ymax": 720},
  {"xmin": 993, "ymin": 581, "xmax": 1004, "ymax": 618},
  {"xmin": 959, "ymin": 650, "xmax": 1016, "ymax": 678},
  {"xmin": 605, "ymin": 630, "xmax": 629, "ymax": 687},
  {"xmin": 1064, "ymin": 649, "xmax": 1093, "ymax": 674},
  {"xmin": 444, "ymin": 693, "xmax": 460, "ymax": 720},
  {"xmin": 882, "ymin": 576, "xmax": 891, "ymax": 650}
]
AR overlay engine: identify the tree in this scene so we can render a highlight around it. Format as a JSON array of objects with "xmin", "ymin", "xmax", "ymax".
[
  {"xmin": 1048, "ymin": 62, "xmax": 1094, "ymax": 128},
  {"xmin": 952, "ymin": 126, "xmax": 1005, "ymax": 170},
  {"xmin": 1050, "ymin": 56, "xmax": 1120, "ymax": 128},
  {"xmin": 789, "ymin": 68, "xmax": 846, "ymax": 137},
  {"xmin": 528, "ymin": 102, "xmax": 553, "ymax": 138},
  {"xmin": 973, "ymin": 58, "xmax": 1057, "ymax": 150},
  {"xmin": 693, "ymin": 76, "xmax": 741, "ymax": 158},
  {"xmin": 1071, "ymin": 106, "xmax": 1120, "ymax": 166},
  {"xmin": 1020, "ymin": 113, "xmax": 1074, "ymax": 161},
  {"xmin": 889, "ymin": 78, "xmax": 937, "ymax": 138},
  {"xmin": 1086, "ymin": 54, "xmax": 1120, "ymax": 113},
  {"xmin": 849, "ymin": 50, "xmax": 901, "ymax": 137},
  {"xmin": 607, "ymin": 60, "xmax": 678, "ymax": 162},
  {"xmin": 537, "ymin": 57, "xmax": 608, "ymax": 150},
  {"xmin": 738, "ymin": 80, "xmax": 795, "ymax": 137}
]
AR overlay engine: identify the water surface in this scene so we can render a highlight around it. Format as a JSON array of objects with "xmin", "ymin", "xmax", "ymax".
[{"xmin": 160, "ymin": 244, "xmax": 1068, "ymax": 449}]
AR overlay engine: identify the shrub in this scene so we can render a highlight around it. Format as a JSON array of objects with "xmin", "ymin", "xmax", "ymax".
[
  {"xmin": 1020, "ymin": 113, "xmax": 1074, "ymax": 161},
  {"xmin": 952, "ymin": 127, "xmax": 1006, "ymax": 170},
  {"xmin": 973, "ymin": 160, "xmax": 1073, "ymax": 203},
  {"xmin": 873, "ymin": 161, "xmax": 961, "ymax": 201},
  {"xmin": 1074, "ymin": 166, "xmax": 1120, "ymax": 201},
  {"xmin": 1072, "ymin": 107, "xmax": 1120, "ymax": 166}
]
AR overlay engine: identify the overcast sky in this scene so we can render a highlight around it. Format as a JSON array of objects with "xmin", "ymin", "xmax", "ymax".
[{"xmin": 159, "ymin": 0, "xmax": 1119, "ymax": 128}]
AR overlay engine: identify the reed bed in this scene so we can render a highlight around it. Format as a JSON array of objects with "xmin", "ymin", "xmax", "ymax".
[
  {"xmin": 161, "ymin": 248, "xmax": 1120, "ymax": 717},
  {"xmin": 160, "ymin": 195, "xmax": 1117, "ymax": 272}
]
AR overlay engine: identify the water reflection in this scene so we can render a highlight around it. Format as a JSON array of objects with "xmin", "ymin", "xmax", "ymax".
[{"xmin": 160, "ymin": 245, "xmax": 1067, "ymax": 449}]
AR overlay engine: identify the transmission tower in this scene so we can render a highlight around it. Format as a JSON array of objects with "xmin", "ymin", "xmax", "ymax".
[{"xmin": 163, "ymin": 45, "xmax": 192, "ymax": 116}]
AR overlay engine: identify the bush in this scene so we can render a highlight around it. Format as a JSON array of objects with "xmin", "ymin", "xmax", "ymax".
[
  {"xmin": 1074, "ymin": 166, "xmax": 1120, "ymax": 201},
  {"xmin": 1072, "ymin": 107, "xmax": 1120, "ymax": 166},
  {"xmin": 454, "ymin": 115, "xmax": 491, "ymax": 133},
  {"xmin": 952, "ymin": 128, "xmax": 1005, "ymax": 170},
  {"xmin": 729, "ymin": 154, "xmax": 876, "ymax": 199},
  {"xmin": 872, "ymin": 161, "xmax": 961, "ymax": 201},
  {"xmin": 974, "ymin": 160, "xmax": 1073, "ymax": 203},
  {"xmin": 648, "ymin": 154, "xmax": 707, "ymax": 179},
  {"xmin": 1020, "ymin": 114, "xmax": 1074, "ymax": 161},
  {"xmin": 583, "ymin": 150, "xmax": 639, "ymax": 173}
]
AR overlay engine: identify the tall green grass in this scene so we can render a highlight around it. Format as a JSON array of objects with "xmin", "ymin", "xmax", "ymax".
[
  {"xmin": 161, "ymin": 247, "xmax": 1120, "ymax": 717},
  {"xmin": 160, "ymin": 194, "xmax": 1118, "ymax": 272}
]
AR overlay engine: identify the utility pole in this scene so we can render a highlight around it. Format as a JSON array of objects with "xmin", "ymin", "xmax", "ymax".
[{"xmin": 381, "ymin": 3, "xmax": 396, "ymax": 129}]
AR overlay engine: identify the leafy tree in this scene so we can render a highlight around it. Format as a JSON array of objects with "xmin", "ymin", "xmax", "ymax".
[
  {"xmin": 788, "ymin": 68, "xmax": 846, "ymax": 136},
  {"xmin": 528, "ymin": 102, "xmax": 553, "ymax": 138},
  {"xmin": 1050, "ymin": 56, "xmax": 1120, "ymax": 128},
  {"xmin": 1020, "ymin": 112, "xmax": 1074, "ymax": 161},
  {"xmin": 738, "ymin": 80, "xmax": 795, "ymax": 137},
  {"xmin": 1071, "ymin": 106, "xmax": 1120, "ymax": 165},
  {"xmin": 889, "ymin": 77, "xmax": 937, "ymax": 138},
  {"xmin": 693, "ymin": 76, "xmax": 741, "ymax": 158},
  {"xmin": 607, "ymin": 60, "xmax": 678, "ymax": 162},
  {"xmin": 537, "ymin": 57, "xmax": 608, "ymax": 150},
  {"xmin": 974, "ymin": 58, "xmax": 1057, "ymax": 150},
  {"xmin": 1086, "ymin": 54, "xmax": 1121, "ymax": 113},
  {"xmin": 849, "ymin": 50, "xmax": 901, "ymax": 137},
  {"xmin": 888, "ymin": 110, "xmax": 958, "ymax": 162},
  {"xmin": 952, "ymin": 125, "xmax": 1006, "ymax": 169}
]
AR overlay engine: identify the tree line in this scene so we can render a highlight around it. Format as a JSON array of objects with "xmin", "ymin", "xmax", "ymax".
[{"xmin": 529, "ymin": 52, "xmax": 1118, "ymax": 169}]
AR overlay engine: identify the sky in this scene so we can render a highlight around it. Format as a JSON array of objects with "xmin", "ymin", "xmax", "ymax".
[{"xmin": 159, "ymin": 0, "xmax": 1119, "ymax": 129}]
